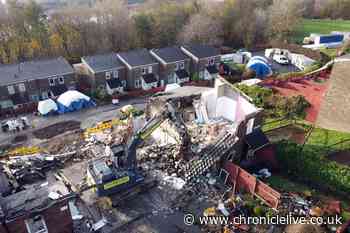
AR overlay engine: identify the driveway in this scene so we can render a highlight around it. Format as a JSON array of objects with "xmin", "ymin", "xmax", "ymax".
[
  {"xmin": 0, "ymin": 97, "xmax": 148, "ymax": 147},
  {"xmin": 253, "ymin": 51, "xmax": 300, "ymax": 74}
]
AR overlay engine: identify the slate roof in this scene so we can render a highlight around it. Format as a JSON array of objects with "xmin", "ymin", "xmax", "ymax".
[
  {"xmin": 182, "ymin": 45, "xmax": 220, "ymax": 59},
  {"xmin": 151, "ymin": 47, "xmax": 189, "ymax": 64},
  {"xmin": 117, "ymin": 49, "xmax": 158, "ymax": 67},
  {"xmin": 175, "ymin": 69, "xmax": 190, "ymax": 79},
  {"xmin": 82, "ymin": 53, "xmax": 124, "ymax": 73},
  {"xmin": 106, "ymin": 79, "xmax": 123, "ymax": 89},
  {"xmin": 142, "ymin": 73, "xmax": 157, "ymax": 84},
  {"xmin": 0, "ymin": 57, "xmax": 74, "ymax": 86}
]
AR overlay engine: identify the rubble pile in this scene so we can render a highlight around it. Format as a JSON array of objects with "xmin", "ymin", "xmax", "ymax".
[{"xmin": 139, "ymin": 144, "xmax": 186, "ymax": 176}]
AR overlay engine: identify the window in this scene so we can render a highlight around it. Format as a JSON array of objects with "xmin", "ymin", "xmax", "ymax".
[
  {"xmin": 199, "ymin": 71, "xmax": 204, "ymax": 79},
  {"xmin": 58, "ymin": 76, "xmax": 64, "ymax": 84},
  {"xmin": 141, "ymin": 67, "xmax": 146, "ymax": 75},
  {"xmin": 7, "ymin": 85, "xmax": 15, "ymax": 95},
  {"xmin": 31, "ymin": 94, "xmax": 39, "ymax": 102},
  {"xmin": 25, "ymin": 215, "xmax": 48, "ymax": 233},
  {"xmin": 180, "ymin": 62, "xmax": 185, "ymax": 69},
  {"xmin": 148, "ymin": 66, "xmax": 152, "ymax": 73},
  {"xmin": 18, "ymin": 83, "xmax": 26, "ymax": 92},
  {"xmin": 168, "ymin": 74, "xmax": 175, "ymax": 84},
  {"xmin": 209, "ymin": 58, "xmax": 215, "ymax": 65},
  {"xmin": 49, "ymin": 78, "xmax": 55, "ymax": 86},
  {"xmin": 175, "ymin": 63, "xmax": 179, "ymax": 71},
  {"xmin": 121, "ymin": 80, "xmax": 127, "ymax": 88},
  {"xmin": 135, "ymin": 79, "xmax": 141, "ymax": 88},
  {"xmin": 113, "ymin": 70, "xmax": 118, "ymax": 79},
  {"xmin": 105, "ymin": 72, "xmax": 111, "ymax": 80},
  {"xmin": 41, "ymin": 91, "xmax": 49, "ymax": 100}
]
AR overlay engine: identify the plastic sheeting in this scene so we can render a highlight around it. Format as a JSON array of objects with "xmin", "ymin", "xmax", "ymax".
[
  {"xmin": 57, "ymin": 90, "xmax": 95, "ymax": 114},
  {"xmin": 37, "ymin": 99, "xmax": 58, "ymax": 116},
  {"xmin": 247, "ymin": 57, "xmax": 272, "ymax": 78}
]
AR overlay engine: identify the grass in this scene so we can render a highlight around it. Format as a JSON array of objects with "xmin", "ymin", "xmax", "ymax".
[
  {"xmin": 306, "ymin": 127, "xmax": 350, "ymax": 147},
  {"xmin": 262, "ymin": 117, "xmax": 294, "ymax": 132},
  {"xmin": 292, "ymin": 18, "xmax": 350, "ymax": 44}
]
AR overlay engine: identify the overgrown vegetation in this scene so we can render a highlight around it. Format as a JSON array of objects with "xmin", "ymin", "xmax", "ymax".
[
  {"xmin": 0, "ymin": 0, "xmax": 307, "ymax": 64},
  {"xmin": 276, "ymin": 140, "xmax": 350, "ymax": 194},
  {"xmin": 236, "ymin": 84, "xmax": 311, "ymax": 119}
]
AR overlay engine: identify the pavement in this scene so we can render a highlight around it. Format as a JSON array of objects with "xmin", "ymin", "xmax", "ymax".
[{"xmin": 0, "ymin": 97, "xmax": 148, "ymax": 147}]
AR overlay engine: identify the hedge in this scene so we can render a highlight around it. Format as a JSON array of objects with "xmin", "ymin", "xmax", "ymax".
[{"xmin": 276, "ymin": 141, "xmax": 350, "ymax": 194}]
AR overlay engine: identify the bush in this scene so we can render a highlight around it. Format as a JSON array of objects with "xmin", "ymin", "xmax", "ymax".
[
  {"xmin": 236, "ymin": 84, "xmax": 310, "ymax": 118},
  {"xmin": 276, "ymin": 141, "xmax": 350, "ymax": 194}
]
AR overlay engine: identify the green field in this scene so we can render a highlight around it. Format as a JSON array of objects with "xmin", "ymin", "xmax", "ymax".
[{"xmin": 292, "ymin": 19, "xmax": 350, "ymax": 43}]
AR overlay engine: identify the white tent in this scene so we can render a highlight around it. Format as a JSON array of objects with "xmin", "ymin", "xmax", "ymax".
[
  {"xmin": 57, "ymin": 90, "xmax": 95, "ymax": 114},
  {"xmin": 37, "ymin": 99, "xmax": 58, "ymax": 116},
  {"xmin": 57, "ymin": 90, "xmax": 90, "ymax": 107}
]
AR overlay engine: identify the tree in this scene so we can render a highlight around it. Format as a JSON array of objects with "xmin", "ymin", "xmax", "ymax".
[
  {"xmin": 178, "ymin": 12, "xmax": 223, "ymax": 45},
  {"xmin": 268, "ymin": 0, "xmax": 304, "ymax": 41},
  {"xmin": 133, "ymin": 13, "xmax": 155, "ymax": 48}
]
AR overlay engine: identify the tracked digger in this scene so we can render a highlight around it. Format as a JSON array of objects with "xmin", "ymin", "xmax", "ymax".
[{"xmin": 85, "ymin": 100, "xmax": 190, "ymax": 205}]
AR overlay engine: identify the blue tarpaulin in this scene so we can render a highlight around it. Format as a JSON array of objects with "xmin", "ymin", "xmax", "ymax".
[
  {"xmin": 56, "ymin": 90, "xmax": 96, "ymax": 114},
  {"xmin": 247, "ymin": 57, "xmax": 272, "ymax": 78}
]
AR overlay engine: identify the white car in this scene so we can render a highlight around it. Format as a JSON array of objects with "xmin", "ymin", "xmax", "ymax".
[{"xmin": 273, "ymin": 55, "xmax": 289, "ymax": 65}]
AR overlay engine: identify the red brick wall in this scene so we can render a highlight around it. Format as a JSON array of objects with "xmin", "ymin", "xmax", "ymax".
[{"xmin": 4, "ymin": 200, "xmax": 73, "ymax": 233}]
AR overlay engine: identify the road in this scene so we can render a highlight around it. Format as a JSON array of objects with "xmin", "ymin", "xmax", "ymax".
[{"xmin": 0, "ymin": 97, "xmax": 148, "ymax": 147}]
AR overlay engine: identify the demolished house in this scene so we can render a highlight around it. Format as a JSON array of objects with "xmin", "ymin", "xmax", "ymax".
[{"xmin": 0, "ymin": 172, "xmax": 76, "ymax": 233}]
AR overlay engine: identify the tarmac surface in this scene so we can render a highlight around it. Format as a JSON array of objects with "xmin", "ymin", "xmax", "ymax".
[{"xmin": 0, "ymin": 97, "xmax": 148, "ymax": 147}]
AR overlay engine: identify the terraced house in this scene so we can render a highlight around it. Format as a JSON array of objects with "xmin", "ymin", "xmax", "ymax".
[
  {"xmin": 150, "ymin": 46, "xmax": 191, "ymax": 85},
  {"xmin": 81, "ymin": 53, "xmax": 127, "ymax": 95},
  {"xmin": 181, "ymin": 44, "xmax": 221, "ymax": 80},
  {"xmin": 117, "ymin": 49, "xmax": 160, "ymax": 91},
  {"xmin": 0, "ymin": 57, "xmax": 75, "ymax": 114}
]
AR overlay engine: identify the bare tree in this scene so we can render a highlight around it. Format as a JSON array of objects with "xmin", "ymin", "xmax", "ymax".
[
  {"xmin": 268, "ymin": 0, "xmax": 304, "ymax": 41},
  {"xmin": 178, "ymin": 12, "xmax": 223, "ymax": 45}
]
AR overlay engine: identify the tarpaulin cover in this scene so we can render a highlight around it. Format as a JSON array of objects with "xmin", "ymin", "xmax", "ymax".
[
  {"xmin": 247, "ymin": 56, "xmax": 272, "ymax": 78},
  {"xmin": 37, "ymin": 99, "xmax": 58, "ymax": 116},
  {"xmin": 57, "ymin": 90, "xmax": 95, "ymax": 114}
]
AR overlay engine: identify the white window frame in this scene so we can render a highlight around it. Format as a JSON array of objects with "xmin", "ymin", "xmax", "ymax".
[
  {"xmin": 141, "ymin": 67, "xmax": 146, "ymax": 75},
  {"xmin": 180, "ymin": 62, "xmax": 185, "ymax": 69},
  {"xmin": 121, "ymin": 80, "xmax": 126, "ymax": 88},
  {"xmin": 148, "ymin": 66, "xmax": 152, "ymax": 73},
  {"xmin": 18, "ymin": 83, "xmax": 26, "ymax": 92},
  {"xmin": 113, "ymin": 70, "xmax": 118, "ymax": 79},
  {"xmin": 105, "ymin": 71, "xmax": 111, "ymax": 80},
  {"xmin": 174, "ymin": 63, "xmax": 179, "ymax": 71},
  {"xmin": 58, "ymin": 76, "xmax": 64, "ymax": 84},
  {"xmin": 42, "ymin": 91, "xmax": 49, "ymax": 100},
  {"xmin": 135, "ymin": 79, "xmax": 141, "ymax": 88},
  {"xmin": 209, "ymin": 58, "xmax": 215, "ymax": 66},
  {"xmin": 7, "ymin": 85, "xmax": 15, "ymax": 95},
  {"xmin": 25, "ymin": 215, "xmax": 48, "ymax": 233},
  {"xmin": 49, "ymin": 78, "xmax": 55, "ymax": 86}
]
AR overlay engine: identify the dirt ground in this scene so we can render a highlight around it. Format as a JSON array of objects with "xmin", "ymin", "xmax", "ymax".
[
  {"xmin": 328, "ymin": 150, "xmax": 350, "ymax": 166},
  {"xmin": 266, "ymin": 124, "xmax": 307, "ymax": 144},
  {"xmin": 33, "ymin": 120, "xmax": 81, "ymax": 139},
  {"xmin": 270, "ymin": 78, "xmax": 330, "ymax": 123}
]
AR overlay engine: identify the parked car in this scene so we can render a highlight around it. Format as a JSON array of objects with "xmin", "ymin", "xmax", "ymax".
[{"xmin": 273, "ymin": 55, "xmax": 289, "ymax": 65}]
